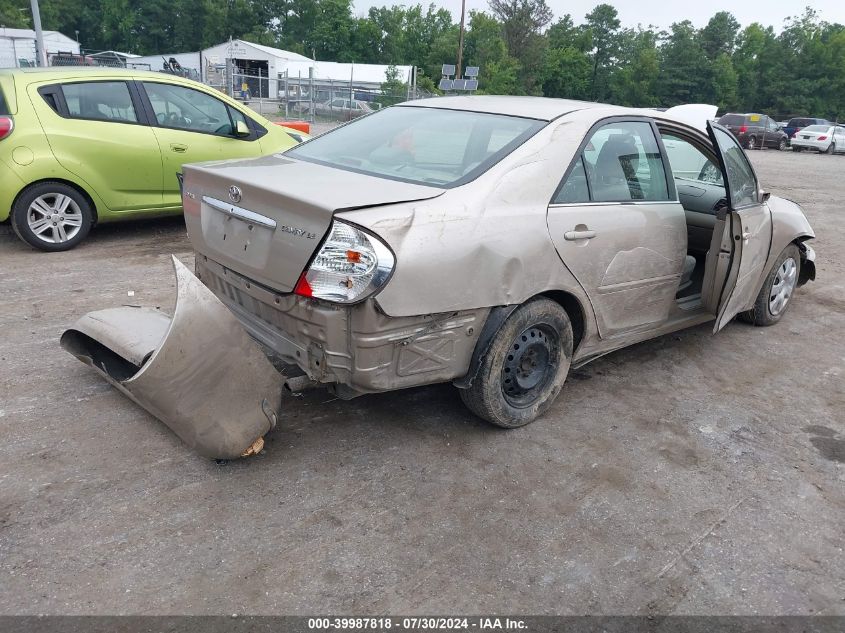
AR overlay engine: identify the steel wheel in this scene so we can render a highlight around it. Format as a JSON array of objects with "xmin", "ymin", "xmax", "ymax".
[
  {"xmin": 769, "ymin": 256, "xmax": 798, "ymax": 316},
  {"xmin": 26, "ymin": 193, "xmax": 84, "ymax": 244},
  {"xmin": 501, "ymin": 324, "xmax": 559, "ymax": 408}
]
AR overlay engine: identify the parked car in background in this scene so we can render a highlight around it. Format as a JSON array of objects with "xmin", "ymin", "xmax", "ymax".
[
  {"xmin": 790, "ymin": 124, "xmax": 845, "ymax": 154},
  {"xmin": 0, "ymin": 68, "xmax": 301, "ymax": 252},
  {"xmin": 313, "ymin": 97, "xmax": 376, "ymax": 121},
  {"xmin": 784, "ymin": 117, "xmax": 831, "ymax": 141},
  {"xmin": 717, "ymin": 113, "xmax": 788, "ymax": 150}
]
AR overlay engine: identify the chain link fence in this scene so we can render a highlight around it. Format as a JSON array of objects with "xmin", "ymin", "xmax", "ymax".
[{"xmin": 225, "ymin": 69, "xmax": 435, "ymax": 125}]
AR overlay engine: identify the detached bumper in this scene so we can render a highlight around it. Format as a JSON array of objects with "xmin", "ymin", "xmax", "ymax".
[{"xmin": 61, "ymin": 256, "xmax": 281, "ymax": 459}]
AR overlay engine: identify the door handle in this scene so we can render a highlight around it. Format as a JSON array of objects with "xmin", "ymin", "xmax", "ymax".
[
  {"xmin": 742, "ymin": 231, "xmax": 751, "ymax": 244},
  {"xmin": 564, "ymin": 230, "xmax": 597, "ymax": 241},
  {"xmin": 170, "ymin": 143, "xmax": 187, "ymax": 153}
]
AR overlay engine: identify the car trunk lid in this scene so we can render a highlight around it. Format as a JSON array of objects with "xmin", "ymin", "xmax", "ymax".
[{"xmin": 182, "ymin": 155, "xmax": 445, "ymax": 292}]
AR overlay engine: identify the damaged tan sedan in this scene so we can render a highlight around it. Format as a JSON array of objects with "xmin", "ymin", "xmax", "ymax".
[{"xmin": 62, "ymin": 97, "xmax": 817, "ymax": 459}]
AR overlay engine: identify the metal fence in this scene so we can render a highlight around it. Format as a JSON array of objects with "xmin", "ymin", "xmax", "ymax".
[{"xmin": 222, "ymin": 69, "xmax": 435, "ymax": 124}]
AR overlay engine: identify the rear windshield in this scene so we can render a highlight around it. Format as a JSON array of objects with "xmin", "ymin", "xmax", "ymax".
[
  {"xmin": 286, "ymin": 106, "xmax": 545, "ymax": 188},
  {"xmin": 718, "ymin": 114, "xmax": 745, "ymax": 126},
  {"xmin": 788, "ymin": 118, "xmax": 814, "ymax": 127},
  {"xmin": 802, "ymin": 125, "xmax": 831, "ymax": 132},
  {"xmin": 0, "ymin": 86, "xmax": 8, "ymax": 115}
]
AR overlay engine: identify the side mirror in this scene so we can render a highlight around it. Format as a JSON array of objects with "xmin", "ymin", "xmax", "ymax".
[
  {"xmin": 761, "ymin": 190, "xmax": 771, "ymax": 203},
  {"xmin": 234, "ymin": 120, "xmax": 250, "ymax": 138}
]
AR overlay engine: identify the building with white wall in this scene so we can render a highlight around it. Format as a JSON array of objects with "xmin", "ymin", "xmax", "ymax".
[{"xmin": 0, "ymin": 27, "xmax": 80, "ymax": 68}]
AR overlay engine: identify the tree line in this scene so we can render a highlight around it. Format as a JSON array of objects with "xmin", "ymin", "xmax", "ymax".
[{"xmin": 3, "ymin": 0, "xmax": 844, "ymax": 118}]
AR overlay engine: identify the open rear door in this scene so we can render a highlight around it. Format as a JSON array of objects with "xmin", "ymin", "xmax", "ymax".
[{"xmin": 701, "ymin": 121, "xmax": 773, "ymax": 332}]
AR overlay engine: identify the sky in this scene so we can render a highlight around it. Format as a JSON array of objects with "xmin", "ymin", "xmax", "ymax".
[{"xmin": 352, "ymin": 0, "xmax": 845, "ymax": 32}]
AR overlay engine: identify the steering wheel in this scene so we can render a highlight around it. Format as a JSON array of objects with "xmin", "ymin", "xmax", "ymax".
[
  {"xmin": 698, "ymin": 161, "xmax": 722, "ymax": 184},
  {"xmin": 166, "ymin": 112, "xmax": 186, "ymax": 127}
]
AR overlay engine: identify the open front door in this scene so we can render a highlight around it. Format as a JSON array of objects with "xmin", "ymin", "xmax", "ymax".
[{"xmin": 701, "ymin": 122, "xmax": 773, "ymax": 332}]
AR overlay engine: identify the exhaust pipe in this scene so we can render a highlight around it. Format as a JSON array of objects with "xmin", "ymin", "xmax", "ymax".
[{"xmin": 61, "ymin": 256, "xmax": 282, "ymax": 460}]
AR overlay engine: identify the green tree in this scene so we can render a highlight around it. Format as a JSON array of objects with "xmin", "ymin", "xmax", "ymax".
[
  {"xmin": 487, "ymin": 0, "xmax": 552, "ymax": 93},
  {"xmin": 583, "ymin": 3, "xmax": 621, "ymax": 101},
  {"xmin": 658, "ymin": 20, "xmax": 707, "ymax": 105},
  {"xmin": 610, "ymin": 28, "xmax": 659, "ymax": 106},
  {"xmin": 700, "ymin": 11, "xmax": 740, "ymax": 60},
  {"xmin": 0, "ymin": 0, "xmax": 30, "ymax": 28},
  {"xmin": 711, "ymin": 52, "xmax": 738, "ymax": 110}
]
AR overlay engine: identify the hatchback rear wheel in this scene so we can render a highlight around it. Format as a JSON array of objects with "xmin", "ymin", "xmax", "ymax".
[
  {"xmin": 11, "ymin": 182, "xmax": 93, "ymax": 252},
  {"xmin": 459, "ymin": 298, "xmax": 573, "ymax": 428}
]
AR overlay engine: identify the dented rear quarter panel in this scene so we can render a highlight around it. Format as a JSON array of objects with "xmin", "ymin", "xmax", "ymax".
[{"xmin": 337, "ymin": 111, "xmax": 606, "ymax": 348}]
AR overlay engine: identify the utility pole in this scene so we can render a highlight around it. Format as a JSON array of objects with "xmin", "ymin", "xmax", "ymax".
[
  {"xmin": 455, "ymin": 0, "xmax": 466, "ymax": 80},
  {"xmin": 30, "ymin": 0, "xmax": 47, "ymax": 66}
]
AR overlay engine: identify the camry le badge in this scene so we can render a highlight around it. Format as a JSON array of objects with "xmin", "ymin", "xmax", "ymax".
[{"xmin": 228, "ymin": 185, "xmax": 242, "ymax": 203}]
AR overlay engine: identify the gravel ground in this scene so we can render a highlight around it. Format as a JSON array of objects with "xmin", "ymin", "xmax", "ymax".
[{"xmin": 0, "ymin": 149, "xmax": 843, "ymax": 615}]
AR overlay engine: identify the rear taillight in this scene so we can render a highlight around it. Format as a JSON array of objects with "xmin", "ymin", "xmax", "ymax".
[
  {"xmin": 738, "ymin": 125, "xmax": 748, "ymax": 134},
  {"xmin": 294, "ymin": 220, "xmax": 394, "ymax": 304},
  {"xmin": 0, "ymin": 116, "xmax": 13, "ymax": 140},
  {"xmin": 817, "ymin": 135, "xmax": 827, "ymax": 141}
]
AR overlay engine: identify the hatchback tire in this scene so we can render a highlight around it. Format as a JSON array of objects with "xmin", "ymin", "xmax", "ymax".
[
  {"xmin": 11, "ymin": 182, "xmax": 93, "ymax": 252},
  {"xmin": 459, "ymin": 298, "xmax": 573, "ymax": 428},
  {"xmin": 739, "ymin": 244, "xmax": 801, "ymax": 327}
]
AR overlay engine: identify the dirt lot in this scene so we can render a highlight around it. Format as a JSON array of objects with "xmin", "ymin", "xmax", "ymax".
[{"xmin": 0, "ymin": 149, "xmax": 843, "ymax": 615}]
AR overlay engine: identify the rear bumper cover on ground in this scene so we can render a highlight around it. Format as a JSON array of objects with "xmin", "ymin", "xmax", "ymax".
[{"xmin": 60, "ymin": 256, "xmax": 281, "ymax": 459}]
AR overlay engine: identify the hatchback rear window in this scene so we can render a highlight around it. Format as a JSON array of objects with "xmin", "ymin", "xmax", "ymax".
[
  {"xmin": 788, "ymin": 118, "xmax": 814, "ymax": 128},
  {"xmin": 718, "ymin": 115, "xmax": 745, "ymax": 126}
]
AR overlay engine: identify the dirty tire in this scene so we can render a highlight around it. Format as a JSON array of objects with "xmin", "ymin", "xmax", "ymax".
[
  {"xmin": 459, "ymin": 298, "xmax": 573, "ymax": 428},
  {"xmin": 739, "ymin": 244, "xmax": 801, "ymax": 326},
  {"xmin": 11, "ymin": 182, "xmax": 93, "ymax": 252},
  {"xmin": 792, "ymin": 146, "xmax": 801, "ymax": 152}
]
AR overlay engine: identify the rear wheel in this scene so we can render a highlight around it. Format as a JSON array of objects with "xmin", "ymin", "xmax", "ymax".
[
  {"xmin": 778, "ymin": 138, "xmax": 787, "ymax": 151},
  {"xmin": 739, "ymin": 244, "xmax": 801, "ymax": 326},
  {"xmin": 11, "ymin": 182, "xmax": 93, "ymax": 252},
  {"xmin": 826, "ymin": 142, "xmax": 836, "ymax": 155},
  {"xmin": 746, "ymin": 136, "xmax": 757, "ymax": 150},
  {"xmin": 792, "ymin": 146, "xmax": 801, "ymax": 152},
  {"xmin": 459, "ymin": 298, "xmax": 573, "ymax": 428}
]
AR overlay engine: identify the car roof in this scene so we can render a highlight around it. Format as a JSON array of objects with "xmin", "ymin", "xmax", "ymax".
[
  {"xmin": 399, "ymin": 95, "xmax": 606, "ymax": 121},
  {"xmin": 0, "ymin": 67, "xmax": 198, "ymax": 85}
]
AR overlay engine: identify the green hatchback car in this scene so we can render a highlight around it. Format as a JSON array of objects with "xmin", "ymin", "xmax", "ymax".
[{"xmin": 0, "ymin": 68, "xmax": 300, "ymax": 251}]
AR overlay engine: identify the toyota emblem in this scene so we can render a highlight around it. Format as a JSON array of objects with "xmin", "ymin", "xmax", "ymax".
[{"xmin": 228, "ymin": 185, "xmax": 242, "ymax": 203}]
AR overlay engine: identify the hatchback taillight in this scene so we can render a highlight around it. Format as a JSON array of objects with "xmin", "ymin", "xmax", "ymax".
[{"xmin": 0, "ymin": 116, "xmax": 13, "ymax": 140}]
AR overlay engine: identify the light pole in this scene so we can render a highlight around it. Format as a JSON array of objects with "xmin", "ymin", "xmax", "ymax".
[
  {"xmin": 30, "ymin": 0, "xmax": 47, "ymax": 66},
  {"xmin": 455, "ymin": 0, "xmax": 466, "ymax": 80}
]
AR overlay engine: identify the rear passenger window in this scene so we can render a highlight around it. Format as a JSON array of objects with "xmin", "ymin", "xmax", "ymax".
[
  {"xmin": 62, "ymin": 82, "xmax": 138, "ymax": 123},
  {"xmin": 574, "ymin": 121, "xmax": 669, "ymax": 202}
]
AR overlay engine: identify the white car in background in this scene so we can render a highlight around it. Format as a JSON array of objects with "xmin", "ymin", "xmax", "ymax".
[{"xmin": 790, "ymin": 124, "xmax": 845, "ymax": 154}]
